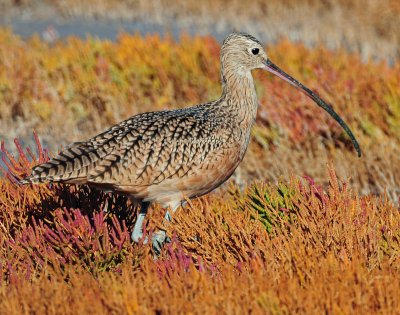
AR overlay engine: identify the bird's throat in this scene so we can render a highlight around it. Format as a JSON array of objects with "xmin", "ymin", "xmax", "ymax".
[{"xmin": 221, "ymin": 69, "xmax": 259, "ymax": 129}]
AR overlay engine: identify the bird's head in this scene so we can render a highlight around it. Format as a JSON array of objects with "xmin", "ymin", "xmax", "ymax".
[
  {"xmin": 221, "ymin": 32, "xmax": 362, "ymax": 157},
  {"xmin": 221, "ymin": 32, "xmax": 268, "ymax": 74}
]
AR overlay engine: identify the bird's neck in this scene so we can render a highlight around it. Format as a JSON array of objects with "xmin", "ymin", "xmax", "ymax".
[{"xmin": 219, "ymin": 67, "xmax": 259, "ymax": 129}]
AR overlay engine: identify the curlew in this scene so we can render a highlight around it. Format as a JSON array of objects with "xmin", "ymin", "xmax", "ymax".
[{"xmin": 21, "ymin": 33, "xmax": 361, "ymax": 253}]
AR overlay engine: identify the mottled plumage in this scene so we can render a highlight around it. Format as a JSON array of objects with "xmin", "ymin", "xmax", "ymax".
[
  {"xmin": 23, "ymin": 33, "xmax": 262, "ymax": 206},
  {"xmin": 26, "ymin": 104, "xmax": 251, "ymax": 205},
  {"xmin": 22, "ymin": 32, "xmax": 360, "ymax": 251}
]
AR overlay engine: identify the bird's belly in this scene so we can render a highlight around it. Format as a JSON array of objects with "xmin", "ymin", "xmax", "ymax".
[
  {"xmin": 110, "ymin": 136, "xmax": 249, "ymax": 205},
  {"xmin": 142, "ymin": 149, "xmax": 243, "ymax": 205}
]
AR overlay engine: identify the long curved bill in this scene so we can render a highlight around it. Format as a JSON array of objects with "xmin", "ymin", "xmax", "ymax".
[{"xmin": 263, "ymin": 59, "xmax": 361, "ymax": 157}]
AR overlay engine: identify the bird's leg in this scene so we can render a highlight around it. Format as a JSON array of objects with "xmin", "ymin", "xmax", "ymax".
[
  {"xmin": 131, "ymin": 201, "xmax": 150, "ymax": 243},
  {"xmin": 131, "ymin": 200, "xmax": 183, "ymax": 256},
  {"xmin": 151, "ymin": 201, "xmax": 183, "ymax": 255},
  {"xmin": 102, "ymin": 198, "xmax": 109, "ymax": 213}
]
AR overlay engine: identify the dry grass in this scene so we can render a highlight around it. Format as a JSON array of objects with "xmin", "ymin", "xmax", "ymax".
[
  {"xmin": 0, "ymin": 30, "xmax": 399, "ymax": 199},
  {"xmin": 0, "ymin": 31, "xmax": 399, "ymax": 313},
  {"xmin": 1, "ymin": 143, "xmax": 399, "ymax": 313}
]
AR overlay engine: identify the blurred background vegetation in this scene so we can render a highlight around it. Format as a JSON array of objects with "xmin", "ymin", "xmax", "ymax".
[
  {"xmin": 1, "ymin": 0, "xmax": 400, "ymax": 61},
  {"xmin": 0, "ymin": 0, "xmax": 399, "ymax": 199}
]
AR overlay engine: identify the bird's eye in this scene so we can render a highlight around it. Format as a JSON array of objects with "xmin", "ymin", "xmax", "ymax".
[{"xmin": 251, "ymin": 48, "xmax": 259, "ymax": 55}]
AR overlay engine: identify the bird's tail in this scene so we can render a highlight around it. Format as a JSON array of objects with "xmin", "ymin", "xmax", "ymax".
[
  {"xmin": 19, "ymin": 171, "xmax": 53, "ymax": 184},
  {"xmin": 19, "ymin": 142, "xmax": 104, "ymax": 185},
  {"xmin": 19, "ymin": 176, "xmax": 35, "ymax": 185}
]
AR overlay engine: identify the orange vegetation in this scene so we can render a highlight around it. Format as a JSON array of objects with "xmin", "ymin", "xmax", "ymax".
[
  {"xmin": 0, "ymin": 30, "xmax": 398, "ymax": 197},
  {"xmin": 1, "ymin": 138, "xmax": 399, "ymax": 313},
  {"xmin": 0, "ymin": 31, "xmax": 399, "ymax": 314}
]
